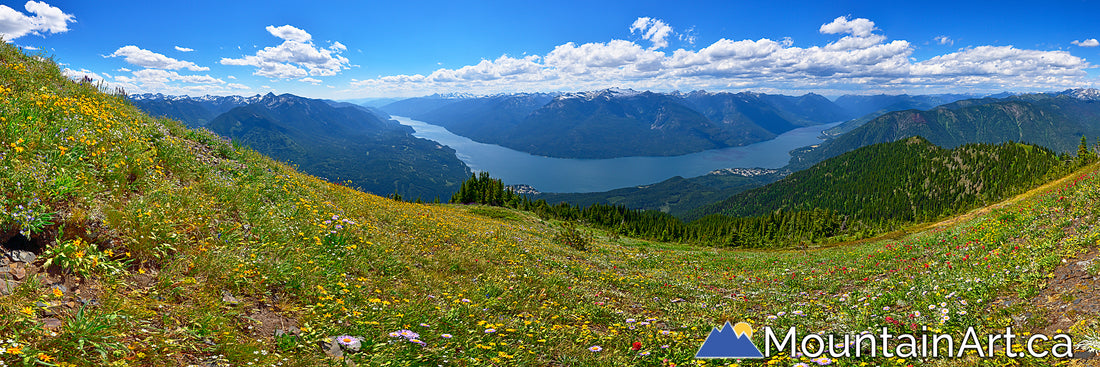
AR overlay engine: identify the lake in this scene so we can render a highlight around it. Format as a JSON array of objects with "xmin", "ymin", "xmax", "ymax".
[{"xmin": 392, "ymin": 116, "xmax": 842, "ymax": 193}]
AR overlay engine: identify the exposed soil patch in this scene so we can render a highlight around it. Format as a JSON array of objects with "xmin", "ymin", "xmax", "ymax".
[
  {"xmin": 1030, "ymin": 249, "xmax": 1100, "ymax": 336},
  {"xmin": 246, "ymin": 303, "xmax": 299, "ymax": 338}
]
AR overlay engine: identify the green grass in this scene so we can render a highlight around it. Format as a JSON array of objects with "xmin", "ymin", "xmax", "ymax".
[{"xmin": 1, "ymin": 43, "xmax": 1098, "ymax": 366}]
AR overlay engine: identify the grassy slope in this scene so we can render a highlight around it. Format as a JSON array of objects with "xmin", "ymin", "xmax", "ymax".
[{"xmin": 1, "ymin": 45, "xmax": 1099, "ymax": 366}]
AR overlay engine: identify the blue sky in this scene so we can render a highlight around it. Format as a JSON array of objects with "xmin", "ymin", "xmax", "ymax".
[{"xmin": 4, "ymin": 0, "xmax": 1099, "ymax": 99}]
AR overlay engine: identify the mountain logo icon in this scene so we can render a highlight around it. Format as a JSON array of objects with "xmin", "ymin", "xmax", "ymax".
[{"xmin": 695, "ymin": 321, "xmax": 765, "ymax": 359}]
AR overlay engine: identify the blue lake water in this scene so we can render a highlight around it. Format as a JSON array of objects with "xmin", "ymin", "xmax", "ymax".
[{"xmin": 393, "ymin": 116, "xmax": 842, "ymax": 193}]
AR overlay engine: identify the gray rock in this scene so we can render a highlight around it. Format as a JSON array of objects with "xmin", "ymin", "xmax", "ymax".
[
  {"xmin": 78, "ymin": 297, "xmax": 100, "ymax": 307},
  {"xmin": 274, "ymin": 326, "xmax": 301, "ymax": 337},
  {"xmin": 0, "ymin": 279, "xmax": 18, "ymax": 295},
  {"xmin": 40, "ymin": 318, "xmax": 62, "ymax": 329},
  {"xmin": 49, "ymin": 284, "xmax": 67, "ymax": 295},
  {"xmin": 319, "ymin": 338, "xmax": 343, "ymax": 358},
  {"xmin": 9, "ymin": 250, "xmax": 35, "ymax": 263},
  {"xmin": 221, "ymin": 291, "xmax": 240, "ymax": 305},
  {"xmin": 1073, "ymin": 350, "xmax": 1096, "ymax": 359}
]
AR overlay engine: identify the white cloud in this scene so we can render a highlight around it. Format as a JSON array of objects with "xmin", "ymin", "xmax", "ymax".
[
  {"xmin": 0, "ymin": 1, "xmax": 74, "ymax": 41},
  {"xmin": 819, "ymin": 16, "xmax": 876, "ymax": 37},
  {"xmin": 121, "ymin": 69, "xmax": 224, "ymax": 84},
  {"xmin": 630, "ymin": 17, "xmax": 674, "ymax": 50},
  {"xmin": 22, "ymin": 45, "xmax": 36, "ymax": 50},
  {"xmin": 108, "ymin": 68, "xmax": 255, "ymax": 96},
  {"xmin": 221, "ymin": 24, "xmax": 350, "ymax": 78},
  {"xmin": 108, "ymin": 46, "xmax": 209, "ymax": 71},
  {"xmin": 61, "ymin": 67, "xmax": 102, "ymax": 82},
  {"xmin": 299, "ymin": 77, "xmax": 322, "ymax": 84},
  {"xmin": 934, "ymin": 35, "xmax": 953, "ymax": 46},
  {"xmin": 266, "ymin": 25, "xmax": 311, "ymax": 43},
  {"xmin": 1072, "ymin": 38, "xmax": 1099, "ymax": 47},
  {"xmin": 679, "ymin": 26, "xmax": 697, "ymax": 46},
  {"xmin": 341, "ymin": 16, "xmax": 1093, "ymax": 98},
  {"xmin": 174, "ymin": 46, "xmax": 194, "ymax": 52}
]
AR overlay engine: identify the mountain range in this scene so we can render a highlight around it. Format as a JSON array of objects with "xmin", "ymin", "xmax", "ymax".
[
  {"xmin": 381, "ymin": 89, "xmax": 860, "ymax": 159},
  {"xmin": 790, "ymin": 89, "xmax": 1100, "ymax": 170},
  {"xmin": 130, "ymin": 93, "xmax": 471, "ymax": 200}
]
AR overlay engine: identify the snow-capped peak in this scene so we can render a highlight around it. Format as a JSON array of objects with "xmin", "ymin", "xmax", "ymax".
[
  {"xmin": 1064, "ymin": 88, "xmax": 1100, "ymax": 101},
  {"xmin": 559, "ymin": 88, "xmax": 643, "ymax": 101}
]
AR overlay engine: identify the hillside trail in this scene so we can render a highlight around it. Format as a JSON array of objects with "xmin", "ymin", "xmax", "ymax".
[{"xmin": 824, "ymin": 160, "xmax": 1100, "ymax": 249}]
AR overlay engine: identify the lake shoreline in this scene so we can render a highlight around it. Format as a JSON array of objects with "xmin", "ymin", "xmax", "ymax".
[{"xmin": 393, "ymin": 115, "xmax": 842, "ymax": 193}]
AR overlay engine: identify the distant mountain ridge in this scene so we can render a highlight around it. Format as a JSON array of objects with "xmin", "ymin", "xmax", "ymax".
[
  {"xmin": 823, "ymin": 93, "xmax": 981, "ymax": 137},
  {"xmin": 790, "ymin": 88, "xmax": 1100, "ymax": 169},
  {"xmin": 129, "ymin": 93, "xmax": 471, "ymax": 200},
  {"xmin": 381, "ymin": 88, "xmax": 857, "ymax": 159},
  {"xmin": 129, "ymin": 93, "xmax": 268, "ymax": 127}
]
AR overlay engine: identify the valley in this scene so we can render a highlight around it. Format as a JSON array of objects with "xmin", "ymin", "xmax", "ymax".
[{"xmin": 398, "ymin": 115, "xmax": 838, "ymax": 193}]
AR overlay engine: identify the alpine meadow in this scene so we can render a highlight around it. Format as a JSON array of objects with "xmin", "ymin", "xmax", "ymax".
[{"xmin": 5, "ymin": 2, "xmax": 1100, "ymax": 367}]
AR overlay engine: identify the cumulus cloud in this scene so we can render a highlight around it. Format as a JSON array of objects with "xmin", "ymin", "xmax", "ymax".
[
  {"xmin": 630, "ymin": 17, "xmax": 674, "ymax": 50},
  {"xmin": 117, "ymin": 69, "xmax": 224, "ymax": 85},
  {"xmin": 299, "ymin": 77, "xmax": 322, "ymax": 84},
  {"xmin": 220, "ymin": 24, "xmax": 350, "ymax": 78},
  {"xmin": 107, "ymin": 68, "xmax": 252, "ymax": 96},
  {"xmin": 108, "ymin": 46, "xmax": 209, "ymax": 71},
  {"xmin": 342, "ymin": 16, "xmax": 1094, "ymax": 97},
  {"xmin": 0, "ymin": 1, "xmax": 74, "ymax": 41},
  {"xmin": 934, "ymin": 35, "xmax": 953, "ymax": 46},
  {"xmin": 1072, "ymin": 38, "xmax": 1099, "ymax": 47},
  {"xmin": 174, "ymin": 46, "xmax": 194, "ymax": 52},
  {"xmin": 819, "ymin": 16, "xmax": 876, "ymax": 37}
]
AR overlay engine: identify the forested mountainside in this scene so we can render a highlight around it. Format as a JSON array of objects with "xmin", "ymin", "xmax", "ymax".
[
  {"xmin": 791, "ymin": 91, "xmax": 1100, "ymax": 169},
  {"xmin": 693, "ymin": 137, "xmax": 1080, "ymax": 231},
  {"xmin": 131, "ymin": 93, "xmax": 471, "ymax": 200},
  {"xmin": 531, "ymin": 168, "xmax": 784, "ymax": 218}
]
